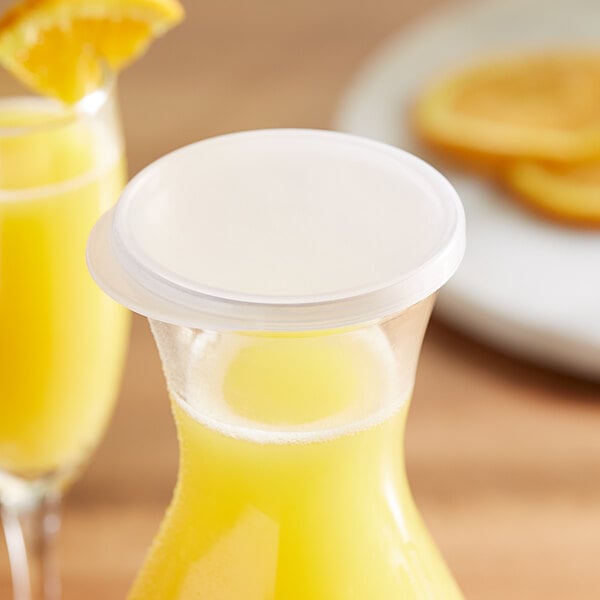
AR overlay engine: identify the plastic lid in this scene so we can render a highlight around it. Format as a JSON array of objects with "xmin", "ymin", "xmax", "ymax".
[{"xmin": 87, "ymin": 129, "xmax": 465, "ymax": 330}]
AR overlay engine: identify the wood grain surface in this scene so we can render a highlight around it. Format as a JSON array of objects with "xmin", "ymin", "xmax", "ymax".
[{"xmin": 2, "ymin": 0, "xmax": 600, "ymax": 598}]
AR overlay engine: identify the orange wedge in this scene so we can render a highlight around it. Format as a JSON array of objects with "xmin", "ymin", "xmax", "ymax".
[
  {"xmin": 414, "ymin": 52, "xmax": 600, "ymax": 166},
  {"xmin": 504, "ymin": 160, "xmax": 600, "ymax": 226},
  {"xmin": 0, "ymin": 0, "xmax": 184, "ymax": 103}
]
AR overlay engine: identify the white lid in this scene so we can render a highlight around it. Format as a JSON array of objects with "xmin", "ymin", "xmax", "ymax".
[{"xmin": 87, "ymin": 129, "xmax": 465, "ymax": 330}]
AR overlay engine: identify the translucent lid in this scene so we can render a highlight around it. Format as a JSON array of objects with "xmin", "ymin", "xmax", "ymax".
[{"xmin": 87, "ymin": 129, "xmax": 465, "ymax": 330}]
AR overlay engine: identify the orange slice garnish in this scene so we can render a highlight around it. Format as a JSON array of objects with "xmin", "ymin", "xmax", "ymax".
[
  {"xmin": 0, "ymin": 0, "xmax": 184, "ymax": 103},
  {"xmin": 414, "ymin": 52, "xmax": 600, "ymax": 166}
]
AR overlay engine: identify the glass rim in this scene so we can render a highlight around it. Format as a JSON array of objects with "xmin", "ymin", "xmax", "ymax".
[
  {"xmin": 0, "ymin": 70, "xmax": 116, "ymax": 139},
  {"xmin": 0, "ymin": 72, "xmax": 120, "ymax": 202}
]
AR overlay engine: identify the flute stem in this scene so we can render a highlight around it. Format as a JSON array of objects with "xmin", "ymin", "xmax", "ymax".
[{"xmin": 1, "ymin": 491, "xmax": 61, "ymax": 600}]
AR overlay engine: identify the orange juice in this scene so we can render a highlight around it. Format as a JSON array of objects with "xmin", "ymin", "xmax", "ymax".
[
  {"xmin": 0, "ymin": 99, "xmax": 129, "ymax": 476},
  {"xmin": 129, "ymin": 329, "xmax": 462, "ymax": 599}
]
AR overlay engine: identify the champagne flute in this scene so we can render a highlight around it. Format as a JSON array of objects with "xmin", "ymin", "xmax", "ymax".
[{"xmin": 0, "ymin": 79, "xmax": 129, "ymax": 600}]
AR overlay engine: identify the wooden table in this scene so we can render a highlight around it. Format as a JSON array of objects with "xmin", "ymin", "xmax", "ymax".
[{"xmin": 2, "ymin": 1, "xmax": 600, "ymax": 598}]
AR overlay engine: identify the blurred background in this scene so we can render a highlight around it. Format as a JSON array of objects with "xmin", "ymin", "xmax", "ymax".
[{"xmin": 1, "ymin": 0, "xmax": 600, "ymax": 598}]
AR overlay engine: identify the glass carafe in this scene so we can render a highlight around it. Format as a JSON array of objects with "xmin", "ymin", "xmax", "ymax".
[{"xmin": 86, "ymin": 129, "xmax": 465, "ymax": 599}]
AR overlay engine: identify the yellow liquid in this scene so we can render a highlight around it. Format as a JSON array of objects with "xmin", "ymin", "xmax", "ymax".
[
  {"xmin": 129, "ymin": 330, "xmax": 463, "ymax": 599},
  {"xmin": 0, "ymin": 101, "xmax": 129, "ymax": 477}
]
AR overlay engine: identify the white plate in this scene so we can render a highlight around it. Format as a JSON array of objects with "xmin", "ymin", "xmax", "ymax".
[{"xmin": 335, "ymin": 0, "xmax": 600, "ymax": 379}]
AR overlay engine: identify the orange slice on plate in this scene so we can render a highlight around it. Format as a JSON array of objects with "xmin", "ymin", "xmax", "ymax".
[
  {"xmin": 504, "ymin": 160, "xmax": 600, "ymax": 226},
  {"xmin": 0, "ymin": 0, "xmax": 184, "ymax": 103},
  {"xmin": 414, "ymin": 52, "xmax": 600, "ymax": 166}
]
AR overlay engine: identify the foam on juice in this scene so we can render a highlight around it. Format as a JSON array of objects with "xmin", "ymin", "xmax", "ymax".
[{"xmin": 170, "ymin": 326, "xmax": 408, "ymax": 445}]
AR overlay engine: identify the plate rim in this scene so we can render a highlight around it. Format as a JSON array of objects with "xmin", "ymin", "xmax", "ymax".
[{"xmin": 333, "ymin": 0, "xmax": 600, "ymax": 379}]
